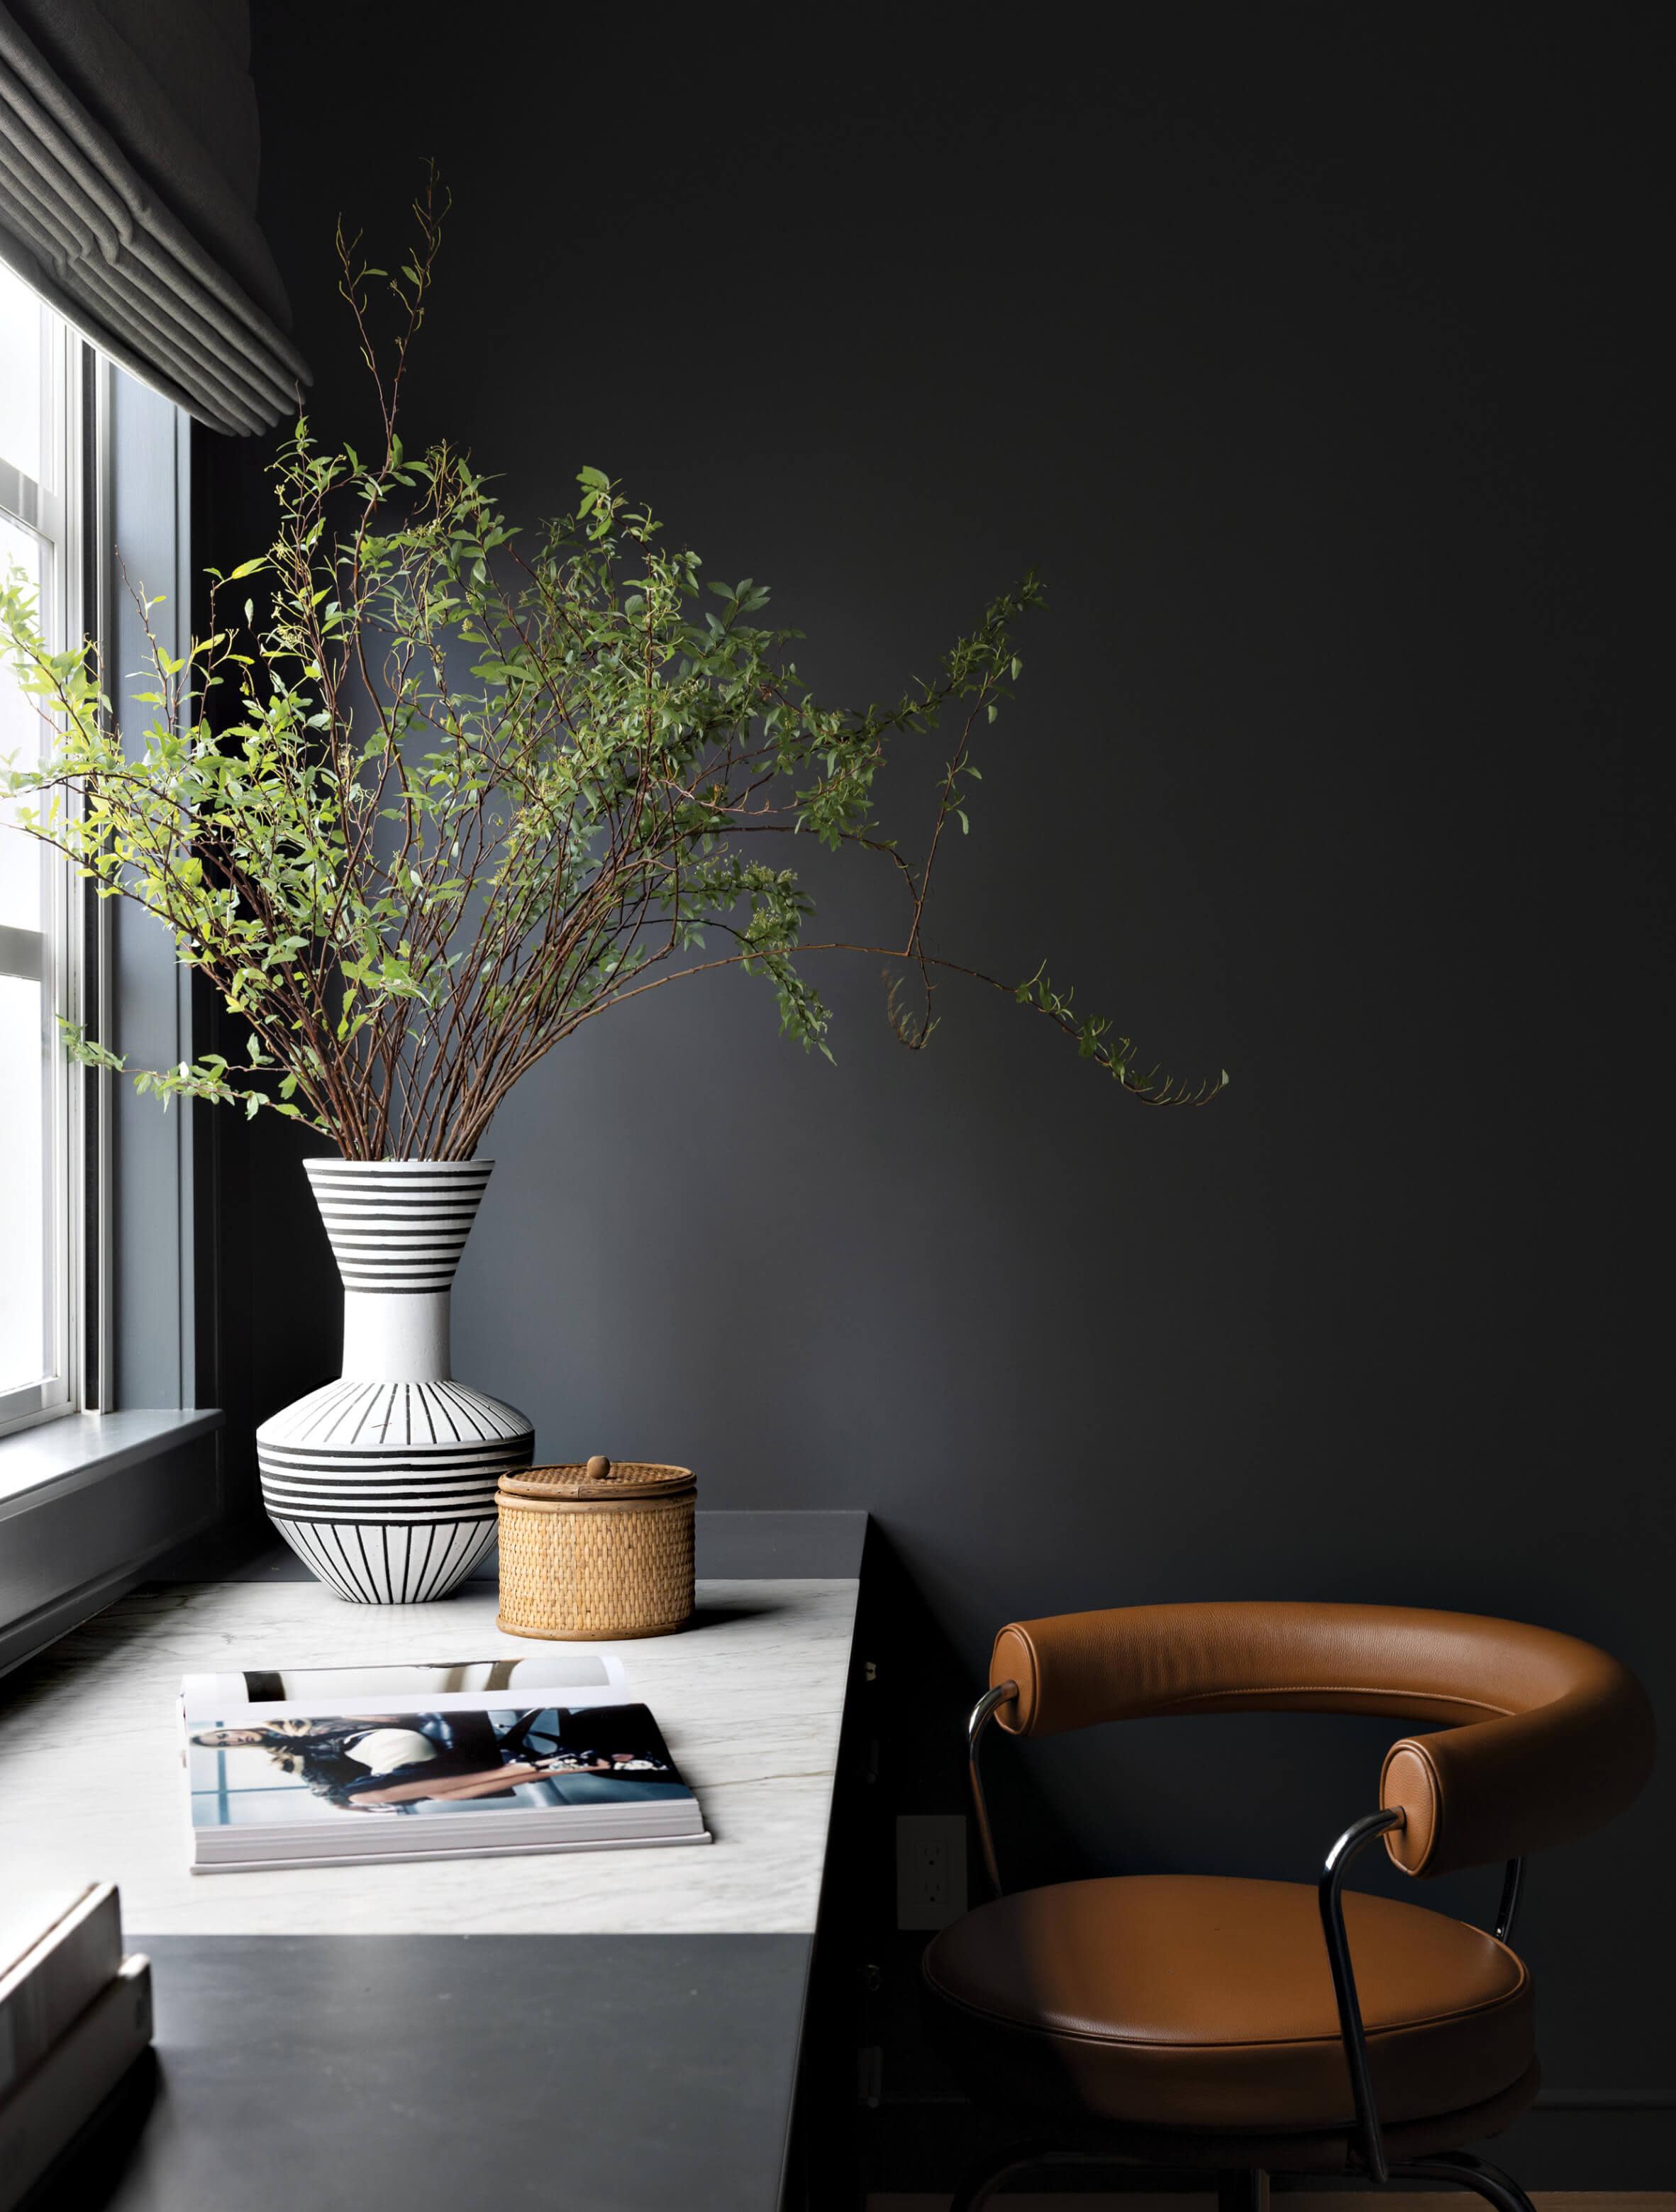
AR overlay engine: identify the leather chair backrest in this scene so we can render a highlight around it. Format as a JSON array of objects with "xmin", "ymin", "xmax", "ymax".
[{"xmin": 989, "ymin": 1601, "xmax": 1653, "ymax": 1877}]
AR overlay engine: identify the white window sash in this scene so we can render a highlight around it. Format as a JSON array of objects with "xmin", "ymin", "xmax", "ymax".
[{"xmin": 0, "ymin": 305, "xmax": 86, "ymax": 1440}]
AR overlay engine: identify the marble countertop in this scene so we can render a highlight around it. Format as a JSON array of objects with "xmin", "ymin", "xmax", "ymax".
[{"xmin": 0, "ymin": 1574, "xmax": 860, "ymax": 1938}]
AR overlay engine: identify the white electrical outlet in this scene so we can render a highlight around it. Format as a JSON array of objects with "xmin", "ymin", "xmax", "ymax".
[{"xmin": 895, "ymin": 1813, "xmax": 968, "ymax": 1930}]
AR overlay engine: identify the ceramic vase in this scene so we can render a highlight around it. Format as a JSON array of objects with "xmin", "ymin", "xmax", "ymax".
[{"xmin": 255, "ymin": 1158, "xmax": 534, "ymax": 1602}]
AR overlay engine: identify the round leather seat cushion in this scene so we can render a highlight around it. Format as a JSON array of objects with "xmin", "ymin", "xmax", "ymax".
[{"xmin": 923, "ymin": 1874, "xmax": 1533, "ymax": 2131}]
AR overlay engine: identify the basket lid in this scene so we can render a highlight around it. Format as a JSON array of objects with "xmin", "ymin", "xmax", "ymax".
[{"xmin": 499, "ymin": 1457, "xmax": 694, "ymax": 1503}]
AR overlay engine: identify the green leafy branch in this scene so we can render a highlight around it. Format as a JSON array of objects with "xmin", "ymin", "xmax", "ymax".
[{"xmin": 0, "ymin": 170, "xmax": 1225, "ymax": 1157}]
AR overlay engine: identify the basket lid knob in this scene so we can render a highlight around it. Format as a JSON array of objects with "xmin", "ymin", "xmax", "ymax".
[{"xmin": 584, "ymin": 1454, "xmax": 612, "ymax": 1480}]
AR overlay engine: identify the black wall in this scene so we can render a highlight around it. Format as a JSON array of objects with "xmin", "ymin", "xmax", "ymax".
[{"xmin": 211, "ymin": 6, "xmax": 1669, "ymax": 2180}]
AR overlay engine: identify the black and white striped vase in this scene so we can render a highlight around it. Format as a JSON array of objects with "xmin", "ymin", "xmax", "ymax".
[{"xmin": 255, "ymin": 1159, "xmax": 534, "ymax": 1603}]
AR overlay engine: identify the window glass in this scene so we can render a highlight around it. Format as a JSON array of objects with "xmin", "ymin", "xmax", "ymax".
[
  {"xmin": 0, "ymin": 260, "xmax": 43, "ymax": 485},
  {"xmin": 1, "ymin": 272, "xmax": 70, "ymax": 1428},
  {"xmin": 0, "ymin": 973, "xmax": 46, "ymax": 1394},
  {"xmin": 0, "ymin": 514, "xmax": 43, "ymax": 930}
]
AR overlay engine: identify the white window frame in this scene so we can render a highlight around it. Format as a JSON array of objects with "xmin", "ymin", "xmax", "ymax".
[
  {"xmin": 0, "ymin": 299, "xmax": 219, "ymax": 1677},
  {"xmin": 0, "ymin": 290, "xmax": 93, "ymax": 1441}
]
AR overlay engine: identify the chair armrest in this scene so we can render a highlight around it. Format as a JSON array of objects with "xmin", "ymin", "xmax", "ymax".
[{"xmin": 1379, "ymin": 1660, "xmax": 1653, "ymax": 1876}]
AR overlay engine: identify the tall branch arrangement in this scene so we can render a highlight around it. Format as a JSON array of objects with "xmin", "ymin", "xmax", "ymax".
[{"xmin": 0, "ymin": 179, "xmax": 1223, "ymax": 1160}]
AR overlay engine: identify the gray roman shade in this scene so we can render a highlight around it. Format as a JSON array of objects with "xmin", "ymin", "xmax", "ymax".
[{"xmin": 0, "ymin": 0, "xmax": 308, "ymax": 433}]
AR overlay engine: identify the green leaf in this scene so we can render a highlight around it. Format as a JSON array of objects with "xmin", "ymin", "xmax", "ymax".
[{"xmin": 0, "ymin": 186, "xmax": 1221, "ymax": 1154}]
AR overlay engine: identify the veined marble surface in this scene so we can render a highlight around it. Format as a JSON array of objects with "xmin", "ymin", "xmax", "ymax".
[{"xmin": 0, "ymin": 1576, "xmax": 858, "ymax": 1937}]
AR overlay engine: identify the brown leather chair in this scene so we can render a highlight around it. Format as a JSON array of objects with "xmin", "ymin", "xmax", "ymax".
[{"xmin": 922, "ymin": 1602, "xmax": 1653, "ymax": 2212}]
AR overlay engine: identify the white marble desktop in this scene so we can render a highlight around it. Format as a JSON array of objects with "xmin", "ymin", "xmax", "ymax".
[{"xmin": 0, "ymin": 1575, "xmax": 859, "ymax": 1936}]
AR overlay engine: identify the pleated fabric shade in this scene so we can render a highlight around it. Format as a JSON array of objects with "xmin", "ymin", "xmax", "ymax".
[{"xmin": 0, "ymin": 0, "xmax": 309, "ymax": 433}]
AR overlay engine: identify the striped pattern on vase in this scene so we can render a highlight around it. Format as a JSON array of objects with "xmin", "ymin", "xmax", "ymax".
[
  {"xmin": 305, "ymin": 1156, "xmax": 493, "ymax": 1293},
  {"xmin": 256, "ymin": 1160, "xmax": 534, "ymax": 1604}
]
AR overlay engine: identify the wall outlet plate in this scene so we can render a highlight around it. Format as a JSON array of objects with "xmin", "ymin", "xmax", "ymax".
[{"xmin": 895, "ymin": 1813, "xmax": 968, "ymax": 1930}]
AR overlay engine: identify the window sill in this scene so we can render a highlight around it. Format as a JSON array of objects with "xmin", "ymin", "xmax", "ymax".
[
  {"xmin": 0, "ymin": 1408, "xmax": 223, "ymax": 1516},
  {"xmin": 1, "ymin": 1410, "xmax": 223, "ymax": 1677}
]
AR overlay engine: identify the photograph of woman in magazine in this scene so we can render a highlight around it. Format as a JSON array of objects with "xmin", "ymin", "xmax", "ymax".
[{"xmin": 189, "ymin": 1704, "xmax": 681, "ymax": 1818}]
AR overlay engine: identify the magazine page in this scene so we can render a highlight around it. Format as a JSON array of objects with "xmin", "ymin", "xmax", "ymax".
[
  {"xmin": 180, "ymin": 1652, "xmax": 628, "ymax": 1725},
  {"xmin": 184, "ymin": 1701, "xmax": 693, "ymax": 1834}
]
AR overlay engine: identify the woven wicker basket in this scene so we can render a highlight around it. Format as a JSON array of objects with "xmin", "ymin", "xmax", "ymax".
[{"xmin": 496, "ymin": 1460, "xmax": 694, "ymax": 1640}]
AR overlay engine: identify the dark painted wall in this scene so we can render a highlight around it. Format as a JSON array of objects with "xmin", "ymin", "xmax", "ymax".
[{"xmin": 209, "ymin": 6, "xmax": 1669, "ymax": 2177}]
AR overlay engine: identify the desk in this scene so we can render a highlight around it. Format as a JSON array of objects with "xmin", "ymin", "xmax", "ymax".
[{"xmin": 0, "ymin": 1511, "xmax": 867, "ymax": 2210}]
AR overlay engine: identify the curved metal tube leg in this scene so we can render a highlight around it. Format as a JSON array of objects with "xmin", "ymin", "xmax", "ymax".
[
  {"xmin": 945, "ymin": 2142, "xmax": 1055, "ymax": 2212},
  {"xmin": 1388, "ymin": 2153, "xmax": 1539, "ymax": 2212},
  {"xmin": 1493, "ymin": 1856, "xmax": 1526, "ymax": 1944},
  {"xmin": 967, "ymin": 1681, "xmax": 1017, "ymax": 1898},
  {"xmin": 1217, "ymin": 2170, "xmax": 1270, "ymax": 2212},
  {"xmin": 1319, "ymin": 1806, "xmax": 1406, "ymax": 2179}
]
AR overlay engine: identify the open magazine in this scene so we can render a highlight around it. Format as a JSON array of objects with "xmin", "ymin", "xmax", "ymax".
[{"xmin": 179, "ymin": 1653, "xmax": 710, "ymax": 1872}]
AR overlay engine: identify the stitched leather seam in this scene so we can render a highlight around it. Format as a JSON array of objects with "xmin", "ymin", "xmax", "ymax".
[
  {"xmin": 923, "ymin": 1969, "xmax": 1529, "ymax": 2051},
  {"xmin": 1384, "ymin": 1735, "xmax": 1445, "ymax": 1872},
  {"xmin": 1003, "ymin": 1624, "xmax": 1041, "ymax": 1732},
  {"xmin": 1021, "ymin": 1625, "xmax": 1042, "ymax": 1729},
  {"xmin": 1158, "ymin": 1686, "xmax": 1516, "ymax": 1718}
]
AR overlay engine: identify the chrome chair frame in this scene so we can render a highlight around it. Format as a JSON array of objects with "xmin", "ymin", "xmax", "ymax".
[{"xmin": 954, "ymin": 1684, "xmax": 1537, "ymax": 2212}]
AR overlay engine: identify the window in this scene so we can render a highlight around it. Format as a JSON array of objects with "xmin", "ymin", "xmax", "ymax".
[
  {"xmin": 0, "ymin": 259, "xmax": 87, "ymax": 1440},
  {"xmin": 0, "ymin": 273, "xmax": 218, "ymax": 1671}
]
